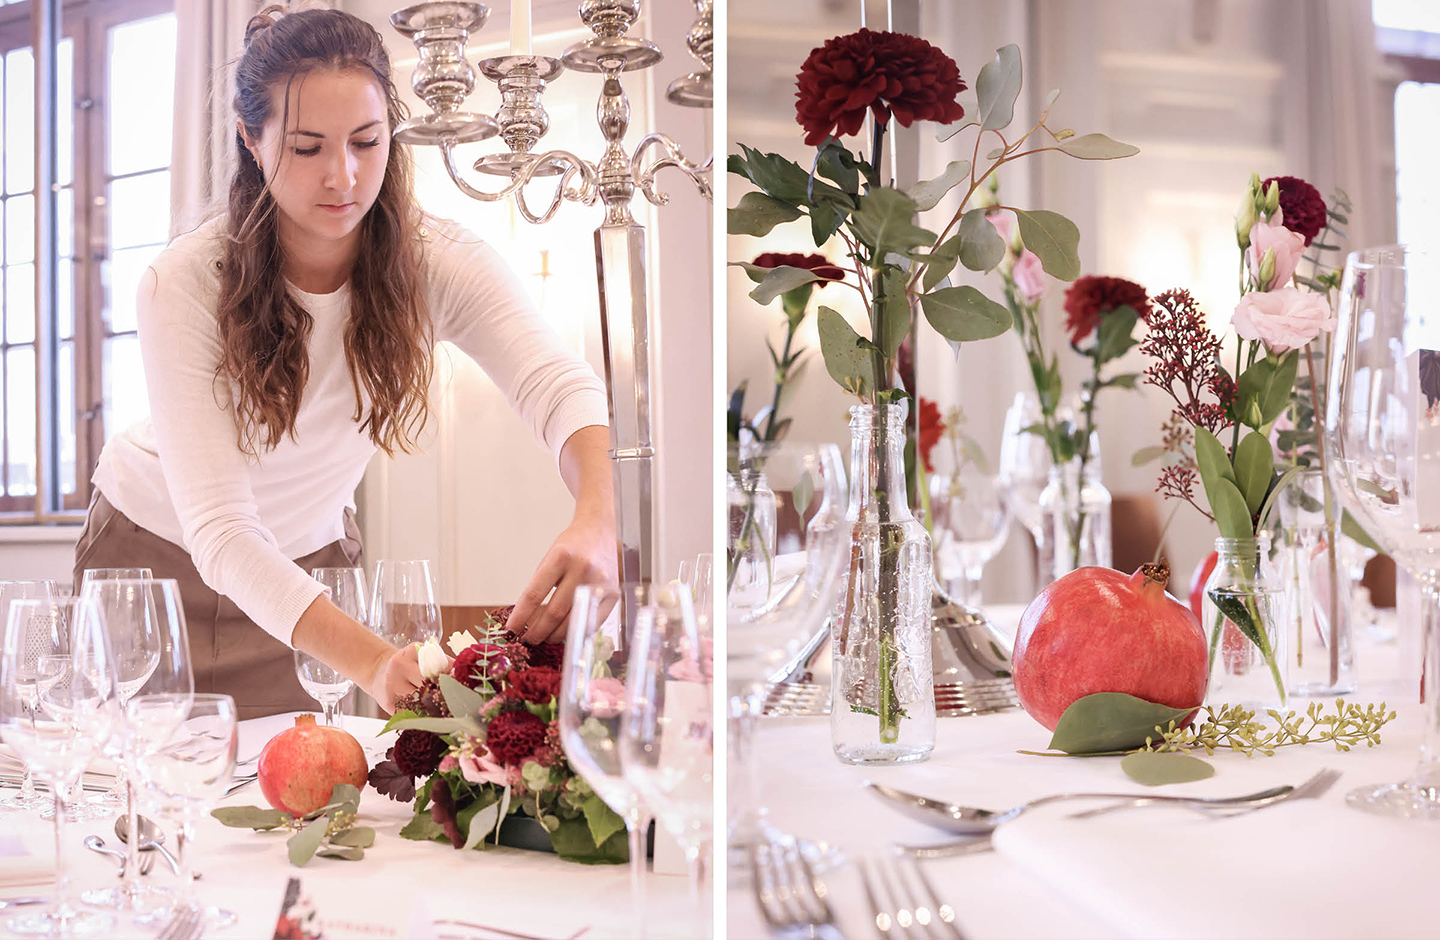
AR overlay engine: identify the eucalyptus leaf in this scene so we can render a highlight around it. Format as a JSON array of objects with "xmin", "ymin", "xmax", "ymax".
[
  {"xmin": 921, "ymin": 238, "xmax": 960, "ymax": 292},
  {"xmin": 438, "ymin": 674, "xmax": 485, "ymax": 720},
  {"xmin": 1014, "ymin": 209, "xmax": 1081, "ymax": 281},
  {"xmin": 287, "ymin": 817, "xmax": 330, "ymax": 867},
  {"xmin": 388, "ymin": 716, "xmax": 479, "ymax": 736},
  {"xmin": 851, "ymin": 188, "xmax": 936, "ymax": 259},
  {"xmin": 1120, "ymin": 751, "xmax": 1216, "ymax": 786},
  {"xmin": 211, "ymin": 806, "xmax": 291, "ymax": 831},
  {"xmin": 727, "ymin": 192, "xmax": 802, "ymax": 237},
  {"xmin": 465, "ymin": 799, "xmax": 502, "ymax": 850},
  {"xmin": 379, "ymin": 709, "xmax": 421, "ymax": 735},
  {"xmin": 936, "ymin": 115, "xmax": 979, "ymax": 143},
  {"xmin": 975, "ymin": 44, "xmax": 1023, "ymax": 131},
  {"xmin": 748, "ymin": 266, "xmax": 826, "ymax": 305},
  {"xmin": 1131, "ymin": 445, "xmax": 1166, "ymax": 467},
  {"xmin": 1041, "ymin": 88, "xmax": 1061, "ymax": 113},
  {"xmin": 328, "ymin": 826, "xmax": 376, "ymax": 848},
  {"xmin": 313, "ymin": 844, "xmax": 366, "ymax": 861},
  {"xmin": 1055, "ymin": 133, "xmax": 1140, "ymax": 160},
  {"xmin": 909, "ymin": 160, "xmax": 972, "ymax": 212},
  {"xmin": 1232, "ymin": 431, "xmax": 1275, "ymax": 517},
  {"xmin": 1341, "ymin": 509, "xmax": 1384, "ymax": 554},
  {"xmin": 729, "ymin": 261, "xmax": 769, "ymax": 284},
  {"xmin": 919, "ymin": 287, "xmax": 1012, "ymax": 344},
  {"xmin": 1048, "ymin": 692, "xmax": 1198, "ymax": 754},
  {"xmin": 793, "ymin": 470, "xmax": 814, "ymax": 518},
  {"xmin": 878, "ymin": 266, "xmax": 912, "ymax": 357},
  {"xmin": 955, "ymin": 208, "xmax": 1007, "ymax": 273},
  {"xmin": 399, "ymin": 813, "xmax": 445, "ymax": 842},
  {"xmin": 817, "ymin": 305, "xmax": 873, "ymax": 398}
]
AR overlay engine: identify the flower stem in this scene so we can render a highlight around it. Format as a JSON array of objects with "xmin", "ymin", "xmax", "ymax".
[{"xmin": 1306, "ymin": 342, "xmax": 1342, "ymax": 685}]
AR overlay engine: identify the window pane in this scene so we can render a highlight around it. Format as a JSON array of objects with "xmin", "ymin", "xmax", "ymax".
[
  {"xmin": 108, "ymin": 170, "xmax": 169, "ymax": 250},
  {"xmin": 1395, "ymin": 82, "xmax": 1440, "ymax": 256},
  {"xmin": 6, "ymin": 262, "xmax": 33, "ymax": 344},
  {"xmin": 5, "ymin": 48, "xmax": 32, "ymax": 196},
  {"xmin": 6, "ymin": 191, "xmax": 32, "ymax": 265},
  {"xmin": 108, "ymin": 15, "xmax": 176, "ymax": 177},
  {"xmin": 58, "ymin": 256, "xmax": 72, "ymax": 339},
  {"xmin": 57, "ymin": 185, "xmax": 71, "ymax": 258},
  {"xmin": 58, "ymin": 339, "xmax": 73, "ymax": 494},
  {"xmin": 57, "ymin": 38, "xmax": 72, "ymax": 187},
  {"xmin": 106, "ymin": 244, "xmax": 161, "ymax": 334},
  {"xmin": 6, "ymin": 345, "xmax": 35, "ymax": 496},
  {"xmin": 102, "ymin": 335, "xmax": 147, "ymax": 440},
  {"xmin": 1373, "ymin": 0, "xmax": 1440, "ymax": 31}
]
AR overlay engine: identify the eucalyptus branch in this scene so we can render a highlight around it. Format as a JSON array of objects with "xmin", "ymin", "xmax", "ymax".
[{"xmin": 1144, "ymin": 699, "xmax": 1397, "ymax": 757}]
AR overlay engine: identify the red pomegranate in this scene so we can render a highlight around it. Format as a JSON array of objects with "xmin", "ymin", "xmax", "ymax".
[
  {"xmin": 1012, "ymin": 563, "xmax": 1209, "ymax": 732},
  {"xmin": 257, "ymin": 715, "xmax": 370, "ymax": 816}
]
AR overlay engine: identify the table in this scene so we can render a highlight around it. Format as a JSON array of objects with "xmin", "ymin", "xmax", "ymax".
[
  {"xmin": 729, "ymin": 606, "xmax": 1438, "ymax": 939},
  {"xmin": 3, "ymin": 714, "xmax": 700, "ymax": 940}
]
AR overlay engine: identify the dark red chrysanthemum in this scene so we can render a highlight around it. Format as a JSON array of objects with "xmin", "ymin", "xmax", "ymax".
[
  {"xmin": 752, "ymin": 252, "xmax": 846, "ymax": 283},
  {"xmin": 795, "ymin": 29, "xmax": 967, "ymax": 146},
  {"xmin": 392, "ymin": 729, "xmax": 447, "ymax": 777},
  {"xmin": 1062, "ymin": 275, "xmax": 1153, "ymax": 345},
  {"xmin": 485, "ymin": 709, "xmax": 548, "ymax": 766},
  {"xmin": 528, "ymin": 641, "xmax": 564, "ymax": 671},
  {"xmin": 1261, "ymin": 175, "xmax": 1326, "ymax": 246},
  {"xmin": 917, "ymin": 397, "xmax": 944, "ymax": 473},
  {"xmin": 506, "ymin": 666, "xmax": 561, "ymax": 705}
]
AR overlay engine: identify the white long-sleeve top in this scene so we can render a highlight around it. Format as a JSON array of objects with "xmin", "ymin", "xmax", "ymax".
[{"xmin": 92, "ymin": 215, "xmax": 608, "ymax": 646}]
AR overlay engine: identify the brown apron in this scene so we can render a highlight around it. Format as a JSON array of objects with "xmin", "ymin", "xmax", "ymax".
[{"xmin": 72, "ymin": 490, "xmax": 363, "ymax": 721}]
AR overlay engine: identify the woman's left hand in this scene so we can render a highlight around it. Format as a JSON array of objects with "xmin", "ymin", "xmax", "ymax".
[{"xmin": 505, "ymin": 511, "xmax": 617, "ymax": 643}]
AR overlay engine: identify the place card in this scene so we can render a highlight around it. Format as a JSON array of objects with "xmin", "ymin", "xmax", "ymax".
[{"xmin": 272, "ymin": 875, "xmax": 434, "ymax": 940}]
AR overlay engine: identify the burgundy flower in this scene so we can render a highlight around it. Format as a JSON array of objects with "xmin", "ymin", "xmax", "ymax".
[
  {"xmin": 392, "ymin": 729, "xmax": 447, "ymax": 777},
  {"xmin": 528, "ymin": 641, "xmax": 564, "ymax": 671},
  {"xmin": 451, "ymin": 644, "xmax": 510, "ymax": 689},
  {"xmin": 485, "ymin": 709, "xmax": 548, "ymax": 766},
  {"xmin": 1261, "ymin": 175, "xmax": 1326, "ymax": 247},
  {"xmin": 1062, "ymin": 275, "xmax": 1152, "ymax": 345},
  {"xmin": 752, "ymin": 252, "xmax": 845, "ymax": 283},
  {"xmin": 429, "ymin": 776, "xmax": 463, "ymax": 849},
  {"xmin": 795, "ymin": 29, "xmax": 967, "ymax": 146},
  {"xmin": 917, "ymin": 397, "xmax": 944, "ymax": 474},
  {"xmin": 506, "ymin": 666, "xmax": 561, "ymax": 705}
]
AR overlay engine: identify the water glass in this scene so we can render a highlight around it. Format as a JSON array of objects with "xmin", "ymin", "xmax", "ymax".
[
  {"xmin": 369, "ymin": 560, "xmax": 440, "ymax": 646},
  {"xmin": 929, "ymin": 468, "xmax": 1012, "ymax": 608},
  {"xmin": 79, "ymin": 568, "xmax": 152, "ymax": 587},
  {"xmin": 294, "ymin": 651, "xmax": 354, "ymax": 727},
  {"xmin": 0, "ymin": 580, "xmax": 60, "ymax": 813}
]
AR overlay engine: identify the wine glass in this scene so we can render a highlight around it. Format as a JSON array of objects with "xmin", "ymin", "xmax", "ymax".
[
  {"xmin": 0, "ymin": 580, "xmax": 60, "ymax": 812},
  {"xmin": 78, "ymin": 578, "xmax": 193, "ymax": 913},
  {"xmin": 80, "ymin": 568, "xmax": 152, "ymax": 586},
  {"xmin": 129, "ymin": 694, "xmax": 238, "ymax": 931},
  {"xmin": 929, "ymin": 468, "xmax": 1012, "ymax": 608},
  {"xmin": 997, "ymin": 391, "xmax": 1051, "ymax": 545},
  {"xmin": 299, "ymin": 567, "xmax": 368, "ymax": 726},
  {"xmin": 560, "ymin": 583, "xmax": 653, "ymax": 937},
  {"xmin": 1324, "ymin": 244, "xmax": 1440, "ymax": 817},
  {"xmin": 725, "ymin": 442, "xmax": 846, "ymax": 866},
  {"xmin": 620, "ymin": 586, "xmax": 713, "ymax": 928},
  {"xmin": 369, "ymin": 560, "xmax": 441, "ymax": 646},
  {"xmin": 677, "ymin": 553, "xmax": 714, "ymax": 626},
  {"xmin": 0, "ymin": 594, "xmax": 120, "ymax": 937}
]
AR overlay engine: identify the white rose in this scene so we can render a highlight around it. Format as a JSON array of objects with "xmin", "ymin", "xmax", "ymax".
[{"xmin": 416, "ymin": 637, "xmax": 450, "ymax": 679}]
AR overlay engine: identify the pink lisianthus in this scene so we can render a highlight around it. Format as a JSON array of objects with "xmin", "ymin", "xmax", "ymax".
[
  {"xmin": 1011, "ymin": 249, "xmax": 1046, "ymax": 304},
  {"xmin": 588, "ymin": 676, "xmax": 626, "ymax": 719},
  {"xmin": 457, "ymin": 750, "xmax": 510, "ymax": 787},
  {"xmin": 1231, "ymin": 287, "xmax": 1334, "ymax": 354},
  {"xmin": 1245, "ymin": 213, "xmax": 1305, "ymax": 292},
  {"xmin": 986, "ymin": 209, "xmax": 1015, "ymax": 246}
]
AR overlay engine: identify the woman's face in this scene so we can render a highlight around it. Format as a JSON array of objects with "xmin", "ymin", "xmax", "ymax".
[{"xmin": 240, "ymin": 68, "xmax": 391, "ymax": 247}]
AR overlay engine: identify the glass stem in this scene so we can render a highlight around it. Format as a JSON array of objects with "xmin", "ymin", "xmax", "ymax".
[
  {"xmin": 177, "ymin": 818, "xmax": 198, "ymax": 910},
  {"xmin": 685, "ymin": 841, "xmax": 707, "ymax": 909},
  {"xmin": 1419, "ymin": 585, "xmax": 1439, "ymax": 795},
  {"xmin": 322, "ymin": 698, "xmax": 338, "ymax": 728},
  {"xmin": 17, "ymin": 770, "xmax": 35, "ymax": 803},
  {"xmin": 627, "ymin": 810, "xmax": 650, "ymax": 940},
  {"xmin": 961, "ymin": 565, "xmax": 984, "ymax": 609},
  {"xmin": 51, "ymin": 786, "xmax": 73, "ymax": 920},
  {"xmin": 123, "ymin": 778, "xmax": 141, "ymax": 894}
]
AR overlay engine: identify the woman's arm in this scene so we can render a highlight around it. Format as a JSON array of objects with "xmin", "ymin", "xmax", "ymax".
[{"xmin": 291, "ymin": 596, "xmax": 422, "ymax": 712}]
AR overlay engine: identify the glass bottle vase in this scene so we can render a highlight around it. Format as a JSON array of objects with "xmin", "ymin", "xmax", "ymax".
[
  {"xmin": 1202, "ymin": 535, "xmax": 1287, "ymax": 710},
  {"xmin": 1038, "ymin": 458, "xmax": 1112, "ymax": 582},
  {"xmin": 831, "ymin": 402, "xmax": 935, "ymax": 765},
  {"xmin": 1277, "ymin": 469, "xmax": 1358, "ymax": 696},
  {"xmin": 725, "ymin": 469, "xmax": 778, "ymax": 610}
]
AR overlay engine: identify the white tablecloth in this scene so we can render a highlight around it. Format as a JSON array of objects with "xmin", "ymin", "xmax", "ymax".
[
  {"xmin": 729, "ymin": 606, "xmax": 1436, "ymax": 939},
  {"xmin": 2, "ymin": 714, "xmax": 701, "ymax": 940}
]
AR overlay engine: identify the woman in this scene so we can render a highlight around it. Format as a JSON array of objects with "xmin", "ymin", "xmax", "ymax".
[{"xmin": 73, "ymin": 7, "xmax": 615, "ymax": 718}]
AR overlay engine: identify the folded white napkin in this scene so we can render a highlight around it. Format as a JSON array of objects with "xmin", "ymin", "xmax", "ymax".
[
  {"xmin": 0, "ymin": 744, "xmax": 119, "ymax": 787},
  {"xmin": 991, "ymin": 793, "xmax": 1440, "ymax": 939},
  {"xmin": 0, "ymin": 830, "xmax": 54, "ymax": 894}
]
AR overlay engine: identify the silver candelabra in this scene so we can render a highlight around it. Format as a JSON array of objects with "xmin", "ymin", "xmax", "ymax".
[{"xmin": 390, "ymin": 0, "xmax": 713, "ymax": 592}]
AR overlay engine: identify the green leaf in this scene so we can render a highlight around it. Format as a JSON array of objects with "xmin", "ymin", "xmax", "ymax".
[
  {"xmin": 1211, "ymin": 477, "xmax": 1254, "ymax": 539},
  {"xmin": 810, "ymin": 201, "xmax": 843, "ymax": 244},
  {"xmin": 877, "ymin": 266, "xmax": 911, "ymax": 357},
  {"xmin": 727, "ymin": 191, "xmax": 802, "ymax": 237},
  {"xmin": 1193, "ymin": 426, "xmax": 1236, "ymax": 518},
  {"xmin": 936, "ymin": 115, "xmax": 979, "ymax": 143},
  {"xmin": 733, "ymin": 145, "xmax": 812, "ymax": 204},
  {"xmin": 1209, "ymin": 589, "xmax": 1268, "ymax": 651},
  {"xmin": 399, "ymin": 813, "xmax": 445, "ymax": 842},
  {"xmin": 747, "ymin": 266, "xmax": 826, "ymax": 305},
  {"xmin": 909, "ymin": 160, "xmax": 972, "ymax": 212},
  {"xmin": 919, "ymin": 287, "xmax": 1012, "ymax": 344},
  {"xmin": 313, "ymin": 844, "xmax": 365, "ymax": 861},
  {"xmin": 921, "ymin": 239, "xmax": 960, "ymax": 292},
  {"xmin": 955, "ymin": 208, "xmax": 1007, "ymax": 273},
  {"xmin": 465, "ymin": 798, "xmax": 503, "ymax": 850},
  {"xmin": 547, "ymin": 816, "xmax": 629, "ymax": 865},
  {"xmin": 1092, "ymin": 306, "xmax": 1140, "ymax": 363},
  {"xmin": 1120, "ymin": 751, "xmax": 1216, "ymax": 786},
  {"xmin": 1341, "ymin": 509, "xmax": 1385, "ymax": 554},
  {"xmin": 328, "ymin": 826, "xmax": 376, "ymax": 848},
  {"xmin": 793, "ymin": 470, "xmax": 814, "ymax": 517},
  {"xmin": 975, "ymin": 44, "xmax": 1023, "ymax": 131},
  {"xmin": 1014, "ymin": 209, "xmax": 1081, "ymax": 281},
  {"xmin": 1108, "ymin": 372, "xmax": 1141, "ymax": 389},
  {"xmin": 816, "ymin": 305, "xmax": 873, "ymax": 398},
  {"xmin": 437, "ymin": 674, "xmax": 484, "ymax": 719},
  {"xmin": 389, "ymin": 715, "xmax": 479, "ymax": 736},
  {"xmin": 379, "ymin": 709, "xmax": 421, "ymax": 735},
  {"xmin": 1232, "ymin": 432, "xmax": 1275, "ymax": 517},
  {"xmin": 850, "ymin": 188, "xmax": 936, "ymax": 259},
  {"xmin": 1256, "ymin": 465, "xmax": 1302, "ymax": 532},
  {"xmin": 1055, "ymin": 133, "xmax": 1140, "ymax": 160},
  {"xmin": 1235, "ymin": 351, "xmax": 1300, "ymax": 430},
  {"xmin": 287, "ymin": 817, "xmax": 329, "ymax": 867},
  {"xmin": 816, "ymin": 142, "xmax": 860, "ymax": 194},
  {"xmin": 1048, "ymin": 692, "xmax": 1199, "ymax": 754},
  {"xmin": 1131, "ymin": 445, "xmax": 1166, "ymax": 467},
  {"xmin": 580, "ymin": 792, "xmax": 627, "ymax": 848},
  {"xmin": 211, "ymin": 806, "xmax": 291, "ymax": 830}
]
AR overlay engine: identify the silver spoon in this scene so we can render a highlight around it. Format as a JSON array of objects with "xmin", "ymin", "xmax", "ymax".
[
  {"xmin": 865, "ymin": 779, "xmax": 1295, "ymax": 836},
  {"xmin": 83, "ymin": 834, "xmax": 127, "ymax": 871},
  {"xmin": 114, "ymin": 814, "xmax": 184, "ymax": 877}
]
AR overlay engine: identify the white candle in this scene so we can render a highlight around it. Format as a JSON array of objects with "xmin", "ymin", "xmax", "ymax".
[{"xmin": 510, "ymin": 0, "xmax": 531, "ymax": 56}]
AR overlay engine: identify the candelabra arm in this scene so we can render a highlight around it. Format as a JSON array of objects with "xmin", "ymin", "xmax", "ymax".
[
  {"xmin": 438, "ymin": 137, "xmax": 600, "ymax": 223},
  {"xmin": 631, "ymin": 132, "xmax": 713, "ymax": 206}
]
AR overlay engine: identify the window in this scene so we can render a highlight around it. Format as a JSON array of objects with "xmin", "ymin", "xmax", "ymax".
[
  {"xmin": 1374, "ymin": 0, "xmax": 1440, "ymax": 256},
  {"xmin": 0, "ymin": 0, "xmax": 174, "ymax": 521}
]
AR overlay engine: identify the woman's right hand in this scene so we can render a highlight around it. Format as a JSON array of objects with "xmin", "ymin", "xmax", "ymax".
[
  {"xmin": 365, "ymin": 643, "xmax": 424, "ymax": 715},
  {"xmin": 294, "ymin": 593, "xmax": 424, "ymax": 714}
]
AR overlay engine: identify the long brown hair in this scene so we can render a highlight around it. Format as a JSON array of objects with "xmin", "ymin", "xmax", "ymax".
[{"xmin": 219, "ymin": 7, "xmax": 431, "ymax": 457}]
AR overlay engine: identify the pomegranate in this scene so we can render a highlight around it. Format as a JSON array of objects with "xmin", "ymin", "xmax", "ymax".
[
  {"xmin": 257, "ymin": 715, "xmax": 370, "ymax": 816},
  {"xmin": 1012, "ymin": 563, "xmax": 1208, "ymax": 732}
]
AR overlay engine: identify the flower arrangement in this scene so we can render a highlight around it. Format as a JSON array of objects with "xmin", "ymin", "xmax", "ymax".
[{"xmin": 367, "ymin": 608, "xmax": 629, "ymax": 864}]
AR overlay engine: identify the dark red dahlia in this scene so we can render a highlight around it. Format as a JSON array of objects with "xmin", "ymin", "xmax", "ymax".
[
  {"xmin": 528, "ymin": 641, "xmax": 564, "ymax": 670},
  {"xmin": 795, "ymin": 29, "xmax": 967, "ymax": 146},
  {"xmin": 1062, "ymin": 275, "xmax": 1152, "ymax": 346},
  {"xmin": 506, "ymin": 666, "xmax": 561, "ymax": 705},
  {"xmin": 1261, "ymin": 175, "xmax": 1326, "ymax": 246},
  {"xmin": 392, "ymin": 729, "xmax": 447, "ymax": 777},
  {"xmin": 485, "ymin": 709, "xmax": 548, "ymax": 766},
  {"xmin": 752, "ymin": 252, "xmax": 845, "ymax": 283},
  {"xmin": 917, "ymin": 397, "xmax": 944, "ymax": 473}
]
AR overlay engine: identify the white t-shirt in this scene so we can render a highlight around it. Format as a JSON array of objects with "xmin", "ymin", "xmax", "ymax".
[{"xmin": 92, "ymin": 215, "xmax": 608, "ymax": 646}]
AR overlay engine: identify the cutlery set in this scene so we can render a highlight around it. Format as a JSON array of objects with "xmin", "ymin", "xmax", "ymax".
[{"xmin": 761, "ymin": 680, "xmax": 1017, "ymax": 719}]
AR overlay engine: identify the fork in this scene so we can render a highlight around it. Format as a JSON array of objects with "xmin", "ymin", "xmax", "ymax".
[
  {"xmin": 1070, "ymin": 768, "xmax": 1342, "ymax": 820},
  {"xmin": 750, "ymin": 836, "xmax": 836, "ymax": 935},
  {"xmin": 155, "ymin": 904, "xmax": 204, "ymax": 940},
  {"xmin": 858, "ymin": 855, "xmax": 965, "ymax": 940}
]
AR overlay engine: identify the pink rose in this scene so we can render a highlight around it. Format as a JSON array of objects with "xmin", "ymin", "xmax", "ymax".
[
  {"xmin": 1231, "ymin": 287, "xmax": 1335, "ymax": 354},
  {"xmin": 1012, "ymin": 249, "xmax": 1046, "ymax": 304},
  {"xmin": 587, "ymin": 676, "xmax": 626, "ymax": 719},
  {"xmin": 457, "ymin": 751, "xmax": 509, "ymax": 786},
  {"xmin": 1245, "ymin": 214, "xmax": 1305, "ymax": 291}
]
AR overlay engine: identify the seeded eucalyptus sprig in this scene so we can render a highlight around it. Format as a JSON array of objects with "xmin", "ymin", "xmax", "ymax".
[
  {"xmin": 1144, "ymin": 699, "xmax": 1397, "ymax": 757},
  {"xmin": 212, "ymin": 783, "xmax": 375, "ymax": 866}
]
